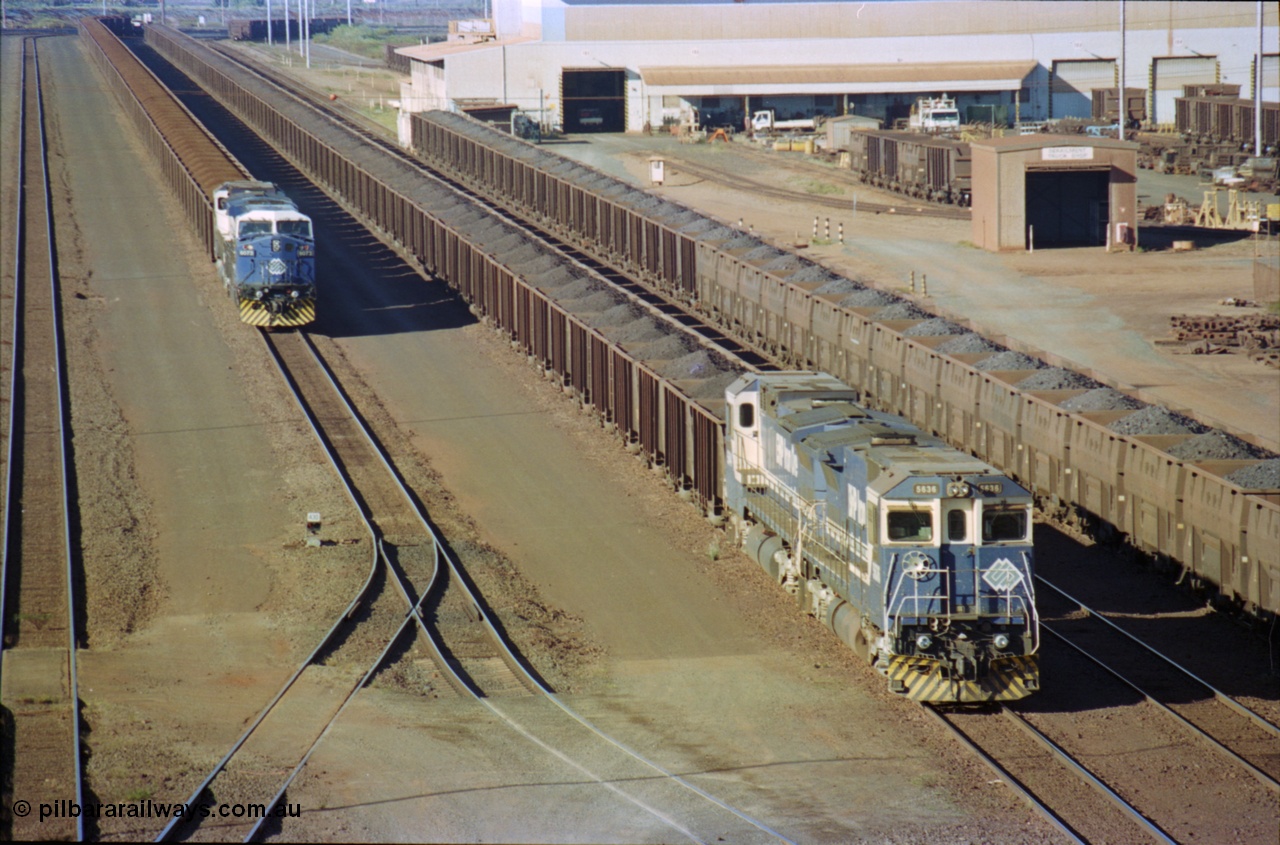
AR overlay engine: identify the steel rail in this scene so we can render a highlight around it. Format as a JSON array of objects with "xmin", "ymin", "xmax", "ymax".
[
  {"xmin": 152, "ymin": 344, "xmax": 383, "ymax": 843},
  {"xmin": 40, "ymin": 34, "xmax": 88, "ymax": 840},
  {"xmin": 1036, "ymin": 575, "xmax": 1280, "ymax": 739},
  {"xmin": 205, "ymin": 42, "xmax": 777, "ymax": 373},
  {"xmin": 253, "ymin": 334, "xmax": 795, "ymax": 844},
  {"xmin": 1000, "ymin": 707, "xmax": 1179, "ymax": 845},
  {"xmin": 0, "ymin": 35, "xmax": 29, "ymax": 699},
  {"xmin": 657, "ymin": 156, "xmax": 973, "ymax": 220},
  {"xmin": 0, "ymin": 38, "xmax": 87, "ymax": 841},
  {"xmin": 243, "ymin": 540, "xmax": 435, "ymax": 843},
  {"xmin": 923, "ymin": 705, "xmax": 1085, "ymax": 845},
  {"xmin": 214, "ymin": 42, "xmax": 962, "ymax": 225},
  {"xmin": 137, "ymin": 37, "xmax": 790, "ymax": 842},
  {"xmin": 1040, "ymin": 622, "xmax": 1280, "ymax": 791}
]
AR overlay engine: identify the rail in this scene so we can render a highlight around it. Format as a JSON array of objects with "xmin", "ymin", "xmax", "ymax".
[
  {"xmin": 1036, "ymin": 575, "xmax": 1280, "ymax": 791},
  {"xmin": 0, "ymin": 37, "xmax": 86, "ymax": 842}
]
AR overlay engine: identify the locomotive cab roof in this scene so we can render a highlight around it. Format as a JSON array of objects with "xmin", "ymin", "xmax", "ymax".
[
  {"xmin": 213, "ymin": 180, "xmax": 311, "ymax": 241},
  {"xmin": 729, "ymin": 372, "xmax": 1015, "ymax": 492}
]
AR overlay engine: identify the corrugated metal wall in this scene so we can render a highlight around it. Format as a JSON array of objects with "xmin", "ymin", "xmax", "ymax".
[{"xmin": 563, "ymin": 1, "xmax": 1269, "ymax": 43}]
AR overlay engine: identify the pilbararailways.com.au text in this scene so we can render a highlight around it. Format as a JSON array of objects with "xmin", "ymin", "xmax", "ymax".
[{"xmin": 16, "ymin": 798, "xmax": 301, "ymax": 822}]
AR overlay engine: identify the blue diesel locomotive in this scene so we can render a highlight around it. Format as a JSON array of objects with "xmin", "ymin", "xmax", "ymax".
[
  {"xmin": 725, "ymin": 372, "xmax": 1039, "ymax": 702},
  {"xmin": 213, "ymin": 181, "xmax": 316, "ymax": 328}
]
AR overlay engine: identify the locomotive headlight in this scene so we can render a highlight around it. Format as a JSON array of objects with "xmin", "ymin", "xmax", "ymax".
[
  {"xmin": 290, "ymin": 289, "xmax": 300, "ymax": 299},
  {"xmin": 238, "ymin": 244, "xmax": 255, "ymax": 256},
  {"xmin": 993, "ymin": 634, "xmax": 1010, "ymax": 651},
  {"xmin": 915, "ymin": 634, "xmax": 933, "ymax": 651}
]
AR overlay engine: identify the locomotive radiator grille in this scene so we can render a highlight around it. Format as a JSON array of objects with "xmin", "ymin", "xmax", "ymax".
[{"xmin": 888, "ymin": 654, "xmax": 1039, "ymax": 702}]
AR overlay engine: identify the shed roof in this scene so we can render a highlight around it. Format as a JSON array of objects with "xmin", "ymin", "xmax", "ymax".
[
  {"xmin": 971, "ymin": 134, "xmax": 1140, "ymax": 152},
  {"xmin": 395, "ymin": 37, "xmax": 533, "ymax": 63},
  {"xmin": 638, "ymin": 60, "xmax": 1036, "ymax": 90}
]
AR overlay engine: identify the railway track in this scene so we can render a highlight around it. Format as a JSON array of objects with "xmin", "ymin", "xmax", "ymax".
[
  {"xmin": 0, "ymin": 37, "xmax": 86, "ymax": 843},
  {"xmin": 158, "ymin": 328, "xmax": 794, "ymax": 843},
  {"xmin": 1035, "ymin": 577, "xmax": 1280, "ymax": 789},
  {"xmin": 927, "ymin": 573, "xmax": 1280, "ymax": 844},
  {"xmin": 659, "ymin": 156, "xmax": 973, "ymax": 221},
  {"xmin": 928, "ymin": 704, "xmax": 1176, "ymax": 844},
  {"xmin": 205, "ymin": 40, "xmax": 778, "ymax": 372},
  {"xmin": 141, "ymin": 32, "xmax": 1280, "ymax": 842},
  {"xmin": 109, "ymin": 40, "xmax": 797, "ymax": 840},
  {"xmin": 215, "ymin": 41, "xmax": 969, "ymax": 226},
  {"xmin": 155, "ymin": 328, "xmax": 532, "ymax": 842}
]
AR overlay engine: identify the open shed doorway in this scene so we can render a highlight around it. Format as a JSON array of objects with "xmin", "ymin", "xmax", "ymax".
[
  {"xmin": 562, "ymin": 68, "xmax": 626, "ymax": 133},
  {"xmin": 1025, "ymin": 169, "xmax": 1110, "ymax": 247}
]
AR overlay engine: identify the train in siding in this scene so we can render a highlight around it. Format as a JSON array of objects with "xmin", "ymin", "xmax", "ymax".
[
  {"xmin": 213, "ymin": 181, "xmax": 317, "ymax": 328},
  {"xmin": 80, "ymin": 20, "xmax": 316, "ymax": 329},
  {"xmin": 727, "ymin": 372, "xmax": 1038, "ymax": 702},
  {"xmin": 847, "ymin": 130, "xmax": 972, "ymax": 206},
  {"xmin": 1174, "ymin": 88, "xmax": 1279, "ymax": 152},
  {"xmin": 96, "ymin": 22, "xmax": 1036, "ymax": 702},
  {"xmin": 403, "ymin": 111, "xmax": 1278, "ymax": 624}
]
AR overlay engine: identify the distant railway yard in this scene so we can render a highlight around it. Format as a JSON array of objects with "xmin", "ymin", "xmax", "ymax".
[{"xmin": 1, "ymin": 21, "xmax": 1278, "ymax": 845}]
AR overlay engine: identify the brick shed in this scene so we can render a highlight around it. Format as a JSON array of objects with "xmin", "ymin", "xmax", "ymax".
[{"xmin": 970, "ymin": 135, "xmax": 1139, "ymax": 252}]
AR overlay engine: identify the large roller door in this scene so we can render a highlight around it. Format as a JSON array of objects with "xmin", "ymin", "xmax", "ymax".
[
  {"xmin": 562, "ymin": 68, "xmax": 626, "ymax": 133},
  {"xmin": 1025, "ymin": 168, "xmax": 1110, "ymax": 247},
  {"xmin": 1051, "ymin": 59, "xmax": 1116, "ymax": 119},
  {"xmin": 1151, "ymin": 56, "xmax": 1218, "ymax": 125}
]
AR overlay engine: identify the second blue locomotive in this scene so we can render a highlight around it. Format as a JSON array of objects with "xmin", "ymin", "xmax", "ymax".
[
  {"xmin": 725, "ymin": 372, "xmax": 1039, "ymax": 702},
  {"xmin": 213, "ymin": 180, "xmax": 316, "ymax": 328}
]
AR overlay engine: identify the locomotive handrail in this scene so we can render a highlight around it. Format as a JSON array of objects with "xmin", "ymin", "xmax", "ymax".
[{"xmin": 883, "ymin": 552, "xmax": 1037, "ymax": 648}]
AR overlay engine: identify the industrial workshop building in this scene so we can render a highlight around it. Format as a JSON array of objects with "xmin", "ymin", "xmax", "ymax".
[
  {"xmin": 969, "ymin": 135, "xmax": 1139, "ymax": 251},
  {"xmin": 394, "ymin": 0, "xmax": 1278, "ymax": 138}
]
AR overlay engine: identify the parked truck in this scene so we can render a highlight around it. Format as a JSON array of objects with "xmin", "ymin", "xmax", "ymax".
[
  {"xmin": 751, "ymin": 110, "xmax": 821, "ymax": 134},
  {"xmin": 908, "ymin": 95, "xmax": 961, "ymax": 132}
]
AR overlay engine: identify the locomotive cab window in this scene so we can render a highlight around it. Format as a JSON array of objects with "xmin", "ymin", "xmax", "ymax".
[
  {"xmin": 239, "ymin": 220, "xmax": 272, "ymax": 237},
  {"xmin": 982, "ymin": 507, "xmax": 1028, "ymax": 542},
  {"xmin": 886, "ymin": 509, "xmax": 933, "ymax": 542},
  {"xmin": 947, "ymin": 509, "xmax": 967, "ymax": 542},
  {"xmin": 278, "ymin": 219, "xmax": 313, "ymax": 238},
  {"xmin": 738, "ymin": 402, "xmax": 755, "ymax": 429}
]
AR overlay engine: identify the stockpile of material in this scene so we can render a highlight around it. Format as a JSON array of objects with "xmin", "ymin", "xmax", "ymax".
[
  {"xmin": 1166, "ymin": 430, "xmax": 1272, "ymax": 461},
  {"xmin": 1108, "ymin": 406, "xmax": 1209, "ymax": 436},
  {"xmin": 1058, "ymin": 387, "xmax": 1145, "ymax": 412},
  {"xmin": 974, "ymin": 351, "xmax": 1045, "ymax": 371},
  {"xmin": 1016, "ymin": 368, "xmax": 1101, "ymax": 391}
]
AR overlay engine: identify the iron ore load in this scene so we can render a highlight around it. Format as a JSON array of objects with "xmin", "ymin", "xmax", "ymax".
[
  {"xmin": 728, "ymin": 373, "xmax": 1038, "ymax": 701},
  {"xmin": 213, "ymin": 181, "xmax": 316, "ymax": 327}
]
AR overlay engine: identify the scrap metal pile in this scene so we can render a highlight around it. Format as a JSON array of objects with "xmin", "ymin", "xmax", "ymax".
[{"xmin": 1166, "ymin": 312, "xmax": 1280, "ymax": 366}]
